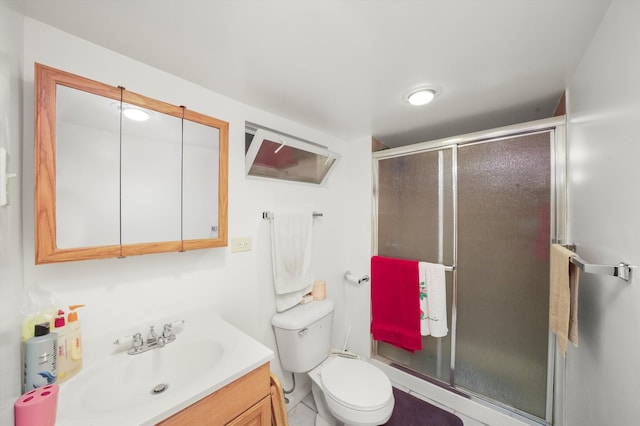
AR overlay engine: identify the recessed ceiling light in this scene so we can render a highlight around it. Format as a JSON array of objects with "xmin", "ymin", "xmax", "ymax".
[{"xmin": 404, "ymin": 86, "xmax": 442, "ymax": 106}]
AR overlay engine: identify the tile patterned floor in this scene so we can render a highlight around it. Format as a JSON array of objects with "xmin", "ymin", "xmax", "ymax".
[{"xmin": 287, "ymin": 393, "xmax": 317, "ymax": 426}]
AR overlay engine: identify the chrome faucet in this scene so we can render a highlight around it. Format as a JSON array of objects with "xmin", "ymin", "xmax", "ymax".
[
  {"xmin": 114, "ymin": 320, "xmax": 184, "ymax": 355},
  {"xmin": 146, "ymin": 325, "xmax": 158, "ymax": 345}
]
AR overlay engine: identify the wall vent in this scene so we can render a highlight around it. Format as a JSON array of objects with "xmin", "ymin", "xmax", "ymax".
[{"xmin": 245, "ymin": 123, "xmax": 339, "ymax": 185}]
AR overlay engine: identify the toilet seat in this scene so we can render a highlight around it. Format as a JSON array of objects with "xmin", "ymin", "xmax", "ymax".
[
  {"xmin": 318, "ymin": 357, "xmax": 394, "ymax": 425},
  {"xmin": 321, "ymin": 357, "xmax": 392, "ymax": 411}
]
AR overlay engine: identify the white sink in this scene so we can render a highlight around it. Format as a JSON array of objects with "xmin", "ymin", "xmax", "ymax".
[
  {"xmin": 56, "ymin": 314, "xmax": 273, "ymax": 425},
  {"xmin": 65, "ymin": 340, "xmax": 224, "ymax": 413}
]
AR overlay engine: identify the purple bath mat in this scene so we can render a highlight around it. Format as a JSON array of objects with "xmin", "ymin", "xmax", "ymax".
[{"xmin": 383, "ymin": 387, "xmax": 464, "ymax": 426}]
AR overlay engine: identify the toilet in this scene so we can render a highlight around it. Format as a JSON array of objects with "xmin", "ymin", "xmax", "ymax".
[{"xmin": 272, "ymin": 299, "xmax": 394, "ymax": 426}]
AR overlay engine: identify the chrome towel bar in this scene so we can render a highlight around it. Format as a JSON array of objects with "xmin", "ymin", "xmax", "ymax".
[
  {"xmin": 262, "ymin": 211, "xmax": 323, "ymax": 220},
  {"xmin": 562, "ymin": 244, "xmax": 634, "ymax": 283},
  {"xmin": 569, "ymin": 257, "xmax": 633, "ymax": 283}
]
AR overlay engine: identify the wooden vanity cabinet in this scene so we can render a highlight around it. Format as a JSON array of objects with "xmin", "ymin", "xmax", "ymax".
[
  {"xmin": 157, "ymin": 363, "xmax": 271, "ymax": 426},
  {"xmin": 226, "ymin": 397, "xmax": 271, "ymax": 426}
]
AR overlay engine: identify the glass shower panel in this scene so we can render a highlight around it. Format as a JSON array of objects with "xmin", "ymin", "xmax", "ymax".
[
  {"xmin": 377, "ymin": 273, "xmax": 454, "ymax": 382},
  {"xmin": 455, "ymin": 132, "xmax": 551, "ymax": 418},
  {"xmin": 376, "ymin": 148, "xmax": 454, "ymax": 383}
]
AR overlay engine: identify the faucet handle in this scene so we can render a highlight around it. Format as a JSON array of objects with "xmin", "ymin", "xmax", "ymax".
[
  {"xmin": 114, "ymin": 332, "xmax": 143, "ymax": 349},
  {"xmin": 162, "ymin": 323, "xmax": 172, "ymax": 338},
  {"xmin": 168, "ymin": 320, "xmax": 185, "ymax": 329},
  {"xmin": 161, "ymin": 320, "xmax": 185, "ymax": 340},
  {"xmin": 132, "ymin": 332, "xmax": 144, "ymax": 348},
  {"xmin": 162, "ymin": 320, "xmax": 184, "ymax": 334}
]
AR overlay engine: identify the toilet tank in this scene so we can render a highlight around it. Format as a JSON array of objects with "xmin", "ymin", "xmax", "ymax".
[{"xmin": 272, "ymin": 299, "xmax": 334, "ymax": 373}]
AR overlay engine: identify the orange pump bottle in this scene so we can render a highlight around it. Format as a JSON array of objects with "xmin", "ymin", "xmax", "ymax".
[{"xmin": 66, "ymin": 304, "xmax": 85, "ymax": 378}]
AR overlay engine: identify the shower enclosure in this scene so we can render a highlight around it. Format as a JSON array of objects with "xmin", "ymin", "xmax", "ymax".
[{"xmin": 372, "ymin": 118, "xmax": 566, "ymax": 424}]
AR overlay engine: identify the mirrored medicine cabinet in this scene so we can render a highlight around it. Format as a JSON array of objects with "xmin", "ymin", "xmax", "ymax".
[{"xmin": 34, "ymin": 63, "xmax": 228, "ymax": 264}]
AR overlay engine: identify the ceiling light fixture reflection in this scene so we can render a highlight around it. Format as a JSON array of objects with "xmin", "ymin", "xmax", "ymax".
[
  {"xmin": 274, "ymin": 138, "xmax": 287, "ymax": 154},
  {"xmin": 110, "ymin": 102, "xmax": 153, "ymax": 121},
  {"xmin": 403, "ymin": 86, "xmax": 442, "ymax": 106},
  {"xmin": 122, "ymin": 107, "xmax": 151, "ymax": 121}
]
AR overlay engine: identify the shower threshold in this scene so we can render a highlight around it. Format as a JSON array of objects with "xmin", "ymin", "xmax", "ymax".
[{"xmin": 373, "ymin": 356, "xmax": 550, "ymax": 426}]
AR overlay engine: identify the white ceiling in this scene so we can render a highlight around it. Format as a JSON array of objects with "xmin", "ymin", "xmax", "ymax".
[{"xmin": 14, "ymin": 0, "xmax": 611, "ymax": 147}]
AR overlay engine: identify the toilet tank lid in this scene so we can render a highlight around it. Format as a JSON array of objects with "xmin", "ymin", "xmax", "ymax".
[{"xmin": 272, "ymin": 299, "xmax": 334, "ymax": 330}]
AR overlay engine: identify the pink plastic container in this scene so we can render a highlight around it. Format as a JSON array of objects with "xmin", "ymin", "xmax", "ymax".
[{"xmin": 14, "ymin": 384, "xmax": 59, "ymax": 426}]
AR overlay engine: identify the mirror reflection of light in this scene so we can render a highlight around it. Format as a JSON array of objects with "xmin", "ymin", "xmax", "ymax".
[
  {"xmin": 123, "ymin": 107, "xmax": 151, "ymax": 121},
  {"xmin": 274, "ymin": 138, "xmax": 286, "ymax": 154}
]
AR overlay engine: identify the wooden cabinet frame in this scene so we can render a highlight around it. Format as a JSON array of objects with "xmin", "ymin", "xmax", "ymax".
[{"xmin": 34, "ymin": 63, "xmax": 228, "ymax": 263}]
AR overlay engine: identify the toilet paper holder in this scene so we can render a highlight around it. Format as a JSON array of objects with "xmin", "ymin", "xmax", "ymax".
[{"xmin": 344, "ymin": 271, "xmax": 370, "ymax": 285}]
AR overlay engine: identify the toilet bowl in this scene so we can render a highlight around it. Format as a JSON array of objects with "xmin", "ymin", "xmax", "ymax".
[
  {"xmin": 308, "ymin": 356, "xmax": 394, "ymax": 426},
  {"xmin": 271, "ymin": 299, "xmax": 394, "ymax": 426}
]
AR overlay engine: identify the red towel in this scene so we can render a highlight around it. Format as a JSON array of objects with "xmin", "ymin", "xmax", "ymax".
[{"xmin": 371, "ymin": 255, "xmax": 422, "ymax": 352}]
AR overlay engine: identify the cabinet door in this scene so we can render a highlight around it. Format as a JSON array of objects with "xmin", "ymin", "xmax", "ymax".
[
  {"xmin": 157, "ymin": 363, "xmax": 270, "ymax": 426},
  {"xmin": 120, "ymin": 102, "xmax": 182, "ymax": 245},
  {"xmin": 226, "ymin": 396, "xmax": 271, "ymax": 426},
  {"xmin": 182, "ymin": 109, "xmax": 228, "ymax": 250},
  {"xmin": 183, "ymin": 119, "xmax": 218, "ymax": 241},
  {"xmin": 55, "ymin": 85, "xmax": 121, "ymax": 249}
]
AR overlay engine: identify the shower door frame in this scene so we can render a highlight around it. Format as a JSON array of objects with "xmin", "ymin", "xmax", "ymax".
[{"xmin": 371, "ymin": 116, "xmax": 567, "ymax": 425}]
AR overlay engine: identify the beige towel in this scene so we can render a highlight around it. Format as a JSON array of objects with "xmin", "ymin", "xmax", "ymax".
[{"xmin": 550, "ymin": 244, "xmax": 580, "ymax": 355}]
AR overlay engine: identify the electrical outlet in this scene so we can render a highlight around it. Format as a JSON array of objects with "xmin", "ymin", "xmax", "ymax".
[{"xmin": 231, "ymin": 237, "xmax": 252, "ymax": 253}]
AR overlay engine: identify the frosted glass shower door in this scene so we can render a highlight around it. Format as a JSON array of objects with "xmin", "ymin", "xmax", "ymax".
[
  {"xmin": 373, "ymin": 125, "xmax": 559, "ymax": 422},
  {"xmin": 455, "ymin": 132, "xmax": 551, "ymax": 418},
  {"xmin": 375, "ymin": 148, "xmax": 454, "ymax": 383}
]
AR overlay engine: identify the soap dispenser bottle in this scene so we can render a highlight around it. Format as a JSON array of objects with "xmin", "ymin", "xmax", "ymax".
[
  {"xmin": 54, "ymin": 309, "xmax": 70, "ymax": 382},
  {"xmin": 66, "ymin": 305, "xmax": 84, "ymax": 378},
  {"xmin": 21, "ymin": 307, "xmax": 57, "ymax": 342},
  {"xmin": 23, "ymin": 323, "xmax": 57, "ymax": 392}
]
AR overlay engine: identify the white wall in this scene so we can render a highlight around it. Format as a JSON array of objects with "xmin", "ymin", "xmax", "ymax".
[
  {"xmin": 565, "ymin": 1, "xmax": 640, "ymax": 425},
  {"xmin": 0, "ymin": 15, "xmax": 373, "ymax": 425},
  {"xmin": 0, "ymin": 1, "xmax": 25, "ymax": 422}
]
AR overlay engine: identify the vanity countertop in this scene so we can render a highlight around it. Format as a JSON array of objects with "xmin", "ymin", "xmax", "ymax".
[{"xmin": 54, "ymin": 313, "xmax": 273, "ymax": 425}]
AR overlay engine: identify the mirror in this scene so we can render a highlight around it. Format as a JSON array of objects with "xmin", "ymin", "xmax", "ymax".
[
  {"xmin": 56, "ymin": 85, "xmax": 121, "ymax": 249},
  {"xmin": 120, "ymin": 102, "xmax": 182, "ymax": 246},
  {"xmin": 35, "ymin": 63, "xmax": 228, "ymax": 263},
  {"xmin": 182, "ymin": 113, "xmax": 222, "ymax": 243}
]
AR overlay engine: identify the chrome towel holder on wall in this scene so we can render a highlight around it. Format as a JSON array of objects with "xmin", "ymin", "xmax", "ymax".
[
  {"xmin": 564, "ymin": 244, "xmax": 635, "ymax": 283},
  {"xmin": 262, "ymin": 211, "xmax": 323, "ymax": 220},
  {"xmin": 344, "ymin": 271, "xmax": 370, "ymax": 285}
]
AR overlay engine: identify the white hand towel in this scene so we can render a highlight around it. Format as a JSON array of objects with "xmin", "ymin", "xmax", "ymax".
[
  {"xmin": 419, "ymin": 262, "xmax": 448, "ymax": 337},
  {"xmin": 419, "ymin": 264, "xmax": 431, "ymax": 336},
  {"xmin": 270, "ymin": 212, "xmax": 314, "ymax": 312}
]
